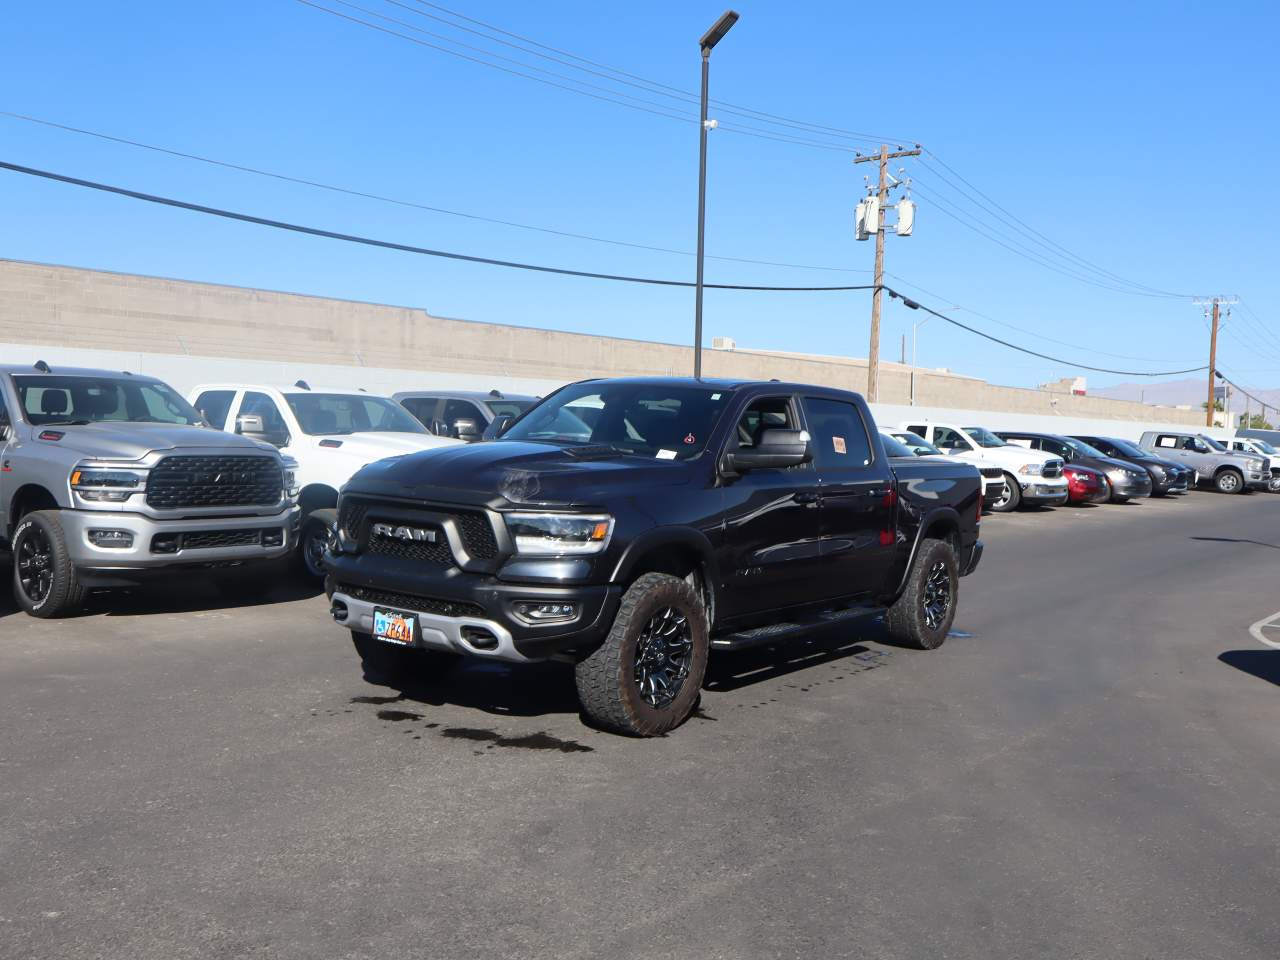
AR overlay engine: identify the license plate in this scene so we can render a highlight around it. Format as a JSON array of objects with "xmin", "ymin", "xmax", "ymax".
[{"xmin": 373, "ymin": 608, "xmax": 417, "ymax": 646}]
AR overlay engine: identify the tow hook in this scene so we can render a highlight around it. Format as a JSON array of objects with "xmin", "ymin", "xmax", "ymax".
[{"xmin": 330, "ymin": 599, "xmax": 348, "ymax": 623}]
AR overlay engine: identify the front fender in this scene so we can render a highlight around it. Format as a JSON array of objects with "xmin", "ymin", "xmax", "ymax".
[
  {"xmin": 886, "ymin": 504, "xmax": 964, "ymax": 603},
  {"xmin": 608, "ymin": 525, "xmax": 723, "ymax": 602}
]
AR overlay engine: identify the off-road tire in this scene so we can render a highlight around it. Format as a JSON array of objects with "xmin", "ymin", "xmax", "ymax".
[
  {"xmin": 350, "ymin": 631, "xmax": 450, "ymax": 687},
  {"xmin": 575, "ymin": 572, "xmax": 709, "ymax": 737},
  {"xmin": 12, "ymin": 510, "xmax": 86, "ymax": 618},
  {"xmin": 298, "ymin": 508, "xmax": 337, "ymax": 579},
  {"xmin": 988, "ymin": 473, "xmax": 1021, "ymax": 512},
  {"xmin": 1214, "ymin": 469, "xmax": 1245, "ymax": 495},
  {"xmin": 884, "ymin": 538, "xmax": 957, "ymax": 650}
]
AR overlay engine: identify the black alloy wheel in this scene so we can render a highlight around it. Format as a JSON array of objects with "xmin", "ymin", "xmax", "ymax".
[
  {"xmin": 921, "ymin": 560, "xmax": 952, "ymax": 631},
  {"xmin": 16, "ymin": 524, "xmax": 54, "ymax": 606},
  {"xmin": 633, "ymin": 606, "xmax": 694, "ymax": 708}
]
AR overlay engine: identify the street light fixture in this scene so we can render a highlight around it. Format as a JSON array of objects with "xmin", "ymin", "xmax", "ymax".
[{"xmin": 693, "ymin": 9, "xmax": 739, "ymax": 380}]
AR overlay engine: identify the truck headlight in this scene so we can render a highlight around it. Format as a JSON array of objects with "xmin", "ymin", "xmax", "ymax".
[
  {"xmin": 70, "ymin": 468, "xmax": 145, "ymax": 502},
  {"xmin": 281, "ymin": 456, "xmax": 300, "ymax": 500},
  {"xmin": 1248, "ymin": 458, "xmax": 1265, "ymax": 471},
  {"xmin": 1016, "ymin": 464, "xmax": 1039, "ymax": 476},
  {"xmin": 505, "ymin": 512, "xmax": 614, "ymax": 556}
]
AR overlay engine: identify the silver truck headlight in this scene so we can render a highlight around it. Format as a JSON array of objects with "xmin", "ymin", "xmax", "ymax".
[
  {"xmin": 70, "ymin": 467, "xmax": 145, "ymax": 502},
  {"xmin": 505, "ymin": 512, "xmax": 614, "ymax": 556},
  {"xmin": 1248, "ymin": 458, "xmax": 1265, "ymax": 471}
]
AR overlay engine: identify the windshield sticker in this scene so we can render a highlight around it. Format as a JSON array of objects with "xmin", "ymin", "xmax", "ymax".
[
  {"xmin": 710, "ymin": 393, "xmax": 721, "ymax": 400},
  {"xmin": 833, "ymin": 436, "xmax": 847, "ymax": 454},
  {"xmin": 656, "ymin": 449, "xmax": 677, "ymax": 460},
  {"xmin": 683, "ymin": 433, "xmax": 696, "ymax": 445}
]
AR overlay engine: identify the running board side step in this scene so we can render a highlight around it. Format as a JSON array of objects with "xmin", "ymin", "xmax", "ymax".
[{"xmin": 711, "ymin": 605, "xmax": 881, "ymax": 652}]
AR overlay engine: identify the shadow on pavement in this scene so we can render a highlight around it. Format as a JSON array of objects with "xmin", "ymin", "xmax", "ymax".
[
  {"xmin": 1190, "ymin": 536, "xmax": 1280, "ymax": 550},
  {"xmin": 706, "ymin": 615, "xmax": 886, "ymax": 693},
  {"xmin": 1219, "ymin": 650, "xmax": 1280, "ymax": 687},
  {"xmin": 375, "ymin": 658, "xmax": 583, "ymax": 719},
  {"xmin": 99, "ymin": 564, "xmax": 323, "ymax": 617}
]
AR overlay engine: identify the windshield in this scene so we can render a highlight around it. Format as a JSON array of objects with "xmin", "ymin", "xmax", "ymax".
[
  {"xmin": 14, "ymin": 375, "xmax": 202, "ymax": 426},
  {"xmin": 893, "ymin": 431, "xmax": 943, "ymax": 456},
  {"xmin": 488, "ymin": 399, "xmax": 534, "ymax": 419},
  {"xmin": 501, "ymin": 381, "xmax": 733, "ymax": 459},
  {"xmin": 1101, "ymin": 437, "xmax": 1148, "ymax": 459},
  {"xmin": 1062, "ymin": 436, "xmax": 1107, "ymax": 458},
  {"xmin": 1248, "ymin": 438, "xmax": 1278, "ymax": 454},
  {"xmin": 1200, "ymin": 435, "xmax": 1228, "ymax": 452},
  {"xmin": 963, "ymin": 426, "xmax": 1007, "ymax": 448},
  {"xmin": 880, "ymin": 433, "xmax": 915, "ymax": 457},
  {"xmin": 285, "ymin": 393, "xmax": 427, "ymax": 436}
]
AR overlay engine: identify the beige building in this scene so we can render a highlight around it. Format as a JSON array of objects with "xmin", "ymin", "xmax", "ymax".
[{"xmin": 0, "ymin": 258, "xmax": 1199, "ymax": 426}]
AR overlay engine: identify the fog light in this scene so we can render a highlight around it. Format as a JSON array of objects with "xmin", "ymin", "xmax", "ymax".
[
  {"xmin": 262, "ymin": 529, "xmax": 284, "ymax": 548},
  {"xmin": 513, "ymin": 601, "xmax": 579, "ymax": 624},
  {"xmin": 88, "ymin": 529, "xmax": 133, "ymax": 549}
]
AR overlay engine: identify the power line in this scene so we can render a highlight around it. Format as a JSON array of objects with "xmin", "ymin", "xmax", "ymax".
[
  {"xmin": 0, "ymin": 110, "xmax": 868, "ymax": 273},
  {"xmin": 0, "ymin": 159, "xmax": 871, "ymax": 292},
  {"xmin": 297, "ymin": 1, "xmax": 865, "ymax": 155},
  {"xmin": 919, "ymin": 150, "xmax": 1198, "ymax": 299},
  {"xmin": 399, "ymin": 0, "xmax": 910, "ymax": 145},
  {"xmin": 0, "ymin": 157, "xmax": 1211, "ymax": 379}
]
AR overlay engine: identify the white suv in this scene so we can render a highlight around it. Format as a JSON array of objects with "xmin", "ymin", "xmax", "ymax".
[
  {"xmin": 190, "ymin": 382, "xmax": 462, "ymax": 575},
  {"xmin": 897, "ymin": 420, "xmax": 1068, "ymax": 511}
]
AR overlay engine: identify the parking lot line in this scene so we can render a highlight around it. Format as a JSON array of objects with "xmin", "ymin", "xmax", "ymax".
[{"xmin": 1247, "ymin": 609, "xmax": 1280, "ymax": 650}]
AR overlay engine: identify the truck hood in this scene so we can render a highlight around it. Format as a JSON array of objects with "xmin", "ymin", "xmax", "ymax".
[
  {"xmin": 300, "ymin": 432, "xmax": 460, "ymax": 460},
  {"xmin": 346, "ymin": 440, "xmax": 696, "ymax": 508},
  {"xmin": 38, "ymin": 421, "xmax": 275, "ymax": 462}
]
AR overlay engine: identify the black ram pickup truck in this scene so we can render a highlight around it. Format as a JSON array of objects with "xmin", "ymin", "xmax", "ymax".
[{"xmin": 325, "ymin": 377, "xmax": 983, "ymax": 736}]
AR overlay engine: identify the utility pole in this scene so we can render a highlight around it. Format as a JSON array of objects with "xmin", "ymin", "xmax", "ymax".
[
  {"xmin": 854, "ymin": 144, "xmax": 920, "ymax": 401},
  {"xmin": 1195, "ymin": 296, "xmax": 1238, "ymax": 427}
]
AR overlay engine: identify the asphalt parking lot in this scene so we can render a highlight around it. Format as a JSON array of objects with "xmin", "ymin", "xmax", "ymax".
[{"xmin": 2, "ymin": 491, "xmax": 1279, "ymax": 960}]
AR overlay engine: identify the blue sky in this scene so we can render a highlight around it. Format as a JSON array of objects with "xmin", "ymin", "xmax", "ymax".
[{"xmin": 2, "ymin": 1, "xmax": 1279, "ymax": 391}]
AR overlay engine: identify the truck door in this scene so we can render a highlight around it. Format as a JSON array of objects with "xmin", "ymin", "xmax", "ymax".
[
  {"xmin": 719, "ymin": 395, "xmax": 826, "ymax": 618},
  {"xmin": 801, "ymin": 396, "xmax": 895, "ymax": 601}
]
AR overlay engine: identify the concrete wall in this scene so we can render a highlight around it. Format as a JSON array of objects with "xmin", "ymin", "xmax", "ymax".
[{"xmin": 0, "ymin": 257, "xmax": 1202, "ymax": 429}]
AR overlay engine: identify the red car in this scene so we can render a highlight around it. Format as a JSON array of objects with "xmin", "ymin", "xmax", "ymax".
[{"xmin": 1063, "ymin": 463, "xmax": 1108, "ymax": 504}]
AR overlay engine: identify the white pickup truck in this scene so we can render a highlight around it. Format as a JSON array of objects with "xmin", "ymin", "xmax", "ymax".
[
  {"xmin": 190, "ymin": 382, "xmax": 461, "ymax": 575},
  {"xmin": 896, "ymin": 420, "xmax": 1068, "ymax": 511}
]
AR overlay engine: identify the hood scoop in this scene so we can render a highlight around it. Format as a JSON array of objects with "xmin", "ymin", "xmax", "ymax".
[{"xmin": 564, "ymin": 445, "xmax": 627, "ymax": 460}]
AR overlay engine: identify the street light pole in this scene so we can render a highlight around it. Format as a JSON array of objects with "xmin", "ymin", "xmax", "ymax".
[
  {"xmin": 693, "ymin": 10, "xmax": 739, "ymax": 380},
  {"xmin": 910, "ymin": 315, "xmax": 930, "ymax": 406}
]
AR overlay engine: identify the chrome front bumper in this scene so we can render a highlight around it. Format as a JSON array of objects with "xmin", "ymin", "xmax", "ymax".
[
  {"xmin": 330, "ymin": 590, "xmax": 533, "ymax": 663},
  {"xmin": 62, "ymin": 506, "xmax": 300, "ymax": 569}
]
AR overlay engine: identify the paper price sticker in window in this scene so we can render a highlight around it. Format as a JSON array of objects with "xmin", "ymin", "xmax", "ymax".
[{"xmin": 832, "ymin": 436, "xmax": 847, "ymax": 455}]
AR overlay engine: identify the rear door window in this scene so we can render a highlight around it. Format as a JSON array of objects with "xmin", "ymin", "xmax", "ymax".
[{"xmin": 802, "ymin": 397, "xmax": 873, "ymax": 471}]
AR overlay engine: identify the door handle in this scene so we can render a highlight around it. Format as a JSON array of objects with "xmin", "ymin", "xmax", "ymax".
[{"xmin": 792, "ymin": 491, "xmax": 820, "ymax": 504}]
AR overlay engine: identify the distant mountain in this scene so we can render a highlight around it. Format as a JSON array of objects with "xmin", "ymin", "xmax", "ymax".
[{"xmin": 1093, "ymin": 378, "xmax": 1280, "ymax": 415}]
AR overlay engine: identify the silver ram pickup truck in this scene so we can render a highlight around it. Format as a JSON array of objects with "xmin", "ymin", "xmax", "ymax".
[{"xmin": 0, "ymin": 363, "xmax": 300, "ymax": 617}]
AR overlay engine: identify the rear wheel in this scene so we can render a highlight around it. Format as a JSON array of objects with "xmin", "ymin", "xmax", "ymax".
[
  {"xmin": 885, "ymin": 538, "xmax": 958, "ymax": 650},
  {"xmin": 12, "ymin": 510, "xmax": 85, "ymax": 618},
  {"xmin": 575, "ymin": 572, "xmax": 709, "ymax": 737},
  {"xmin": 988, "ymin": 473, "xmax": 1021, "ymax": 512},
  {"xmin": 1214, "ymin": 469, "xmax": 1244, "ymax": 494}
]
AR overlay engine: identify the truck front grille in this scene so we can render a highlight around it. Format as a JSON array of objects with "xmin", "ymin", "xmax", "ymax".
[
  {"xmin": 146, "ymin": 455, "xmax": 282, "ymax": 510},
  {"xmin": 339, "ymin": 496, "xmax": 498, "ymax": 563},
  {"xmin": 1041, "ymin": 459, "xmax": 1064, "ymax": 479},
  {"xmin": 336, "ymin": 582, "xmax": 485, "ymax": 619}
]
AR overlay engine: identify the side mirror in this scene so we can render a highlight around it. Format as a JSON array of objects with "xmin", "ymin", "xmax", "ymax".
[
  {"xmin": 483, "ymin": 414, "xmax": 515, "ymax": 441},
  {"xmin": 724, "ymin": 428, "xmax": 812, "ymax": 473},
  {"xmin": 236, "ymin": 414, "xmax": 289, "ymax": 448},
  {"xmin": 452, "ymin": 417, "xmax": 482, "ymax": 442}
]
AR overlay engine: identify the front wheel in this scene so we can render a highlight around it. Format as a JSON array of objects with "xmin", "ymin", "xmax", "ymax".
[
  {"xmin": 884, "ymin": 538, "xmax": 958, "ymax": 650},
  {"xmin": 988, "ymin": 473, "xmax": 1022, "ymax": 513},
  {"xmin": 1214, "ymin": 469, "xmax": 1244, "ymax": 494},
  {"xmin": 298, "ymin": 508, "xmax": 337, "ymax": 579},
  {"xmin": 11, "ymin": 510, "xmax": 86, "ymax": 618},
  {"xmin": 575, "ymin": 572, "xmax": 709, "ymax": 737}
]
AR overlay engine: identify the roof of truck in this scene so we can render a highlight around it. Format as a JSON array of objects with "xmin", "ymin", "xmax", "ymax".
[{"xmin": 0, "ymin": 363, "xmax": 163, "ymax": 382}]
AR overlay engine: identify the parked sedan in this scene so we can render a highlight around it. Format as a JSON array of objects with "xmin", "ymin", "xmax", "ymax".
[
  {"xmin": 1063, "ymin": 463, "xmax": 1109, "ymax": 504},
  {"xmin": 996, "ymin": 431, "xmax": 1152, "ymax": 502},
  {"xmin": 1072, "ymin": 435, "xmax": 1193, "ymax": 496},
  {"xmin": 889, "ymin": 430, "xmax": 1007, "ymax": 508}
]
